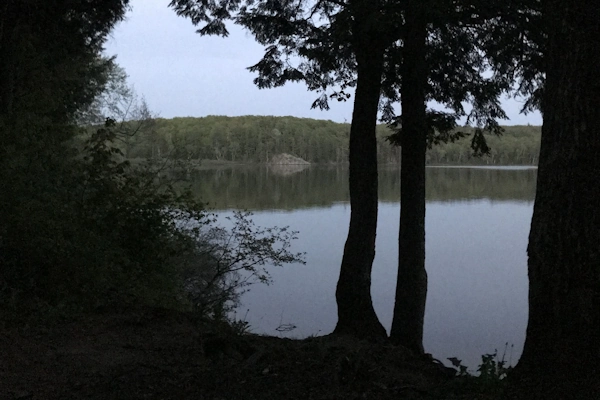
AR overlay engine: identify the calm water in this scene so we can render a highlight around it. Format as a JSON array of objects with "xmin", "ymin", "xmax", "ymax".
[{"xmin": 188, "ymin": 165, "xmax": 536, "ymax": 370}]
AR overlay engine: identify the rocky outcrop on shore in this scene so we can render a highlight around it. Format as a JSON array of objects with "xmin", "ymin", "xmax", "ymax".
[{"xmin": 269, "ymin": 153, "xmax": 310, "ymax": 165}]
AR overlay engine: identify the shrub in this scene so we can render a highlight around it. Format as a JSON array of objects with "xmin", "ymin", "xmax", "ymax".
[
  {"xmin": 180, "ymin": 210, "xmax": 305, "ymax": 318},
  {"xmin": 0, "ymin": 119, "xmax": 304, "ymax": 323}
]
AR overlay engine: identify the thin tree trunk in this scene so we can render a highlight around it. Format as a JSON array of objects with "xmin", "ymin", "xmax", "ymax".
[
  {"xmin": 334, "ymin": 12, "xmax": 387, "ymax": 339},
  {"xmin": 390, "ymin": 0, "xmax": 428, "ymax": 354},
  {"xmin": 512, "ymin": 0, "xmax": 600, "ymax": 397}
]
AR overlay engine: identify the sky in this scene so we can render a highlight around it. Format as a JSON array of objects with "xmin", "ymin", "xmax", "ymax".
[{"xmin": 104, "ymin": 0, "xmax": 542, "ymax": 125}]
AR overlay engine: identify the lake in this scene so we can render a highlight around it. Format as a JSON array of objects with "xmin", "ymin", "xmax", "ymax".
[{"xmin": 187, "ymin": 165, "xmax": 536, "ymax": 370}]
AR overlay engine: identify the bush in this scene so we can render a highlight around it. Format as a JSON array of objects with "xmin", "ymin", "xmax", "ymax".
[
  {"xmin": 0, "ymin": 119, "xmax": 304, "ymax": 323},
  {"xmin": 180, "ymin": 210, "xmax": 305, "ymax": 318}
]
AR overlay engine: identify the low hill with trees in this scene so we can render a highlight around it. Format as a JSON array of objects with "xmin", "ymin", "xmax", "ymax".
[{"xmin": 118, "ymin": 115, "xmax": 541, "ymax": 166}]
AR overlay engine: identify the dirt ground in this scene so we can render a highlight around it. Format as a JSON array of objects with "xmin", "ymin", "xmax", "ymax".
[{"xmin": 1, "ymin": 308, "xmax": 499, "ymax": 400}]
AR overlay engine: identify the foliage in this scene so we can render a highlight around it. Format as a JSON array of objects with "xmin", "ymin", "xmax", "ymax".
[
  {"xmin": 0, "ymin": 0, "xmax": 304, "ymax": 322},
  {"xmin": 0, "ymin": 117, "xmax": 304, "ymax": 322},
  {"xmin": 477, "ymin": 349, "xmax": 512, "ymax": 383},
  {"xmin": 1, "ymin": 120, "xmax": 175, "ymax": 314},
  {"xmin": 116, "ymin": 115, "xmax": 541, "ymax": 165},
  {"xmin": 179, "ymin": 210, "xmax": 305, "ymax": 318},
  {"xmin": 0, "ymin": 0, "xmax": 130, "ymax": 122},
  {"xmin": 1, "ymin": 0, "xmax": 131, "ymax": 319},
  {"xmin": 169, "ymin": 0, "xmax": 541, "ymax": 151},
  {"xmin": 76, "ymin": 63, "xmax": 137, "ymax": 126},
  {"xmin": 447, "ymin": 344, "xmax": 513, "ymax": 395}
]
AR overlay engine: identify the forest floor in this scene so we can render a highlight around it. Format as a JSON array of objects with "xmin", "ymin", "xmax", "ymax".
[{"xmin": 1, "ymin": 307, "xmax": 505, "ymax": 400}]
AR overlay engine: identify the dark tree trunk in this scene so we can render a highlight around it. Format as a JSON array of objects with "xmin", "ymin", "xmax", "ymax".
[
  {"xmin": 389, "ymin": 1, "xmax": 428, "ymax": 354},
  {"xmin": 511, "ymin": 0, "xmax": 600, "ymax": 397},
  {"xmin": 334, "ymin": 9, "xmax": 387, "ymax": 340}
]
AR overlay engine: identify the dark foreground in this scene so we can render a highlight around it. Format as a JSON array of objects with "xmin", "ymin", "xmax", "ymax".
[{"xmin": 1, "ymin": 308, "xmax": 505, "ymax": 400}]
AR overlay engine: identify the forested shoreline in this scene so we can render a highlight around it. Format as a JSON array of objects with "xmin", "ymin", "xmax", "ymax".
[{"xmin": 112, "ymin": 115, "xmax": 541, "ymax": 166}]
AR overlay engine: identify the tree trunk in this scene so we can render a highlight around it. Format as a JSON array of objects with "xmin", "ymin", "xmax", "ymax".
[
  {"xmin": 511, "ymin": 0, "xmax": 600, "ymax": 397},
  {"xmin": 389, "ymin": 0, "xmax": 428, "ymax": 354},
  {"xmin": 334, "ymin": 11, "xmax": 387, "ymax": 339}
]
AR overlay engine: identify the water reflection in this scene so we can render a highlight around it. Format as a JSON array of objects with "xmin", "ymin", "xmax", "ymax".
[
  {"xmin": 191, "ymin": 166, "xmax": 534, "ymax": 371},
  {"xmin": 183, "ymin": 165, "xmax": 537, "ymax": 210}
]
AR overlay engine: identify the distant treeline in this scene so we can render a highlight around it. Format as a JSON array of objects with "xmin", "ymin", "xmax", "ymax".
[{"xmin": 115, "ymin": 115, "xmax": 541, "ymax": 165}]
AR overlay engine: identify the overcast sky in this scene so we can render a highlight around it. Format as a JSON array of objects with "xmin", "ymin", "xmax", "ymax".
[{"xmin": 104, "ymin": 0, "xmax": 542, "ymax": 125}]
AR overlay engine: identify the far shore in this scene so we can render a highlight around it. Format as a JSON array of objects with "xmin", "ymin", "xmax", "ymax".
[{"xmin": 128, "ymin": 157, "xmax": 538, "ymax": 170}]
